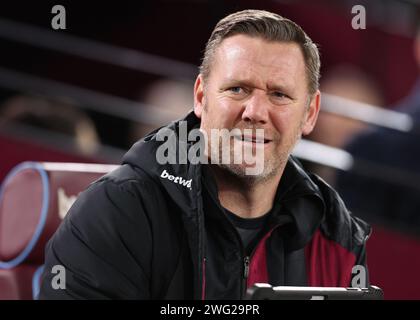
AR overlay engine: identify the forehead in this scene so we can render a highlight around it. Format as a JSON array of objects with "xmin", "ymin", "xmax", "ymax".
[{"xmin": 211, "ymin": 34, "xmax": 306, "ymax": 87}]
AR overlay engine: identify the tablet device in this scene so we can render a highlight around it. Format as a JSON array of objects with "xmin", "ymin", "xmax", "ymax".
[{"xmin": 246, "ymin": 284, "xmax": 384, "ymax": 300}]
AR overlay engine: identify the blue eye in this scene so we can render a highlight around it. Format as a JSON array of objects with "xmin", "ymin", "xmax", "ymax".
[
  {"xmin": 272, "ymin": 92, "xmax": 287, "ymax": 98},
  {"xmin": 228, "ymin": 87, "xmax": 243, "ymax": 93}
]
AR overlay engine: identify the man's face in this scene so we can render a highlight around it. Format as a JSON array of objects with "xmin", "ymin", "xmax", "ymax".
[{"xmin": 194, "ymin": 34, "xmax": 320, "ymax": 181}]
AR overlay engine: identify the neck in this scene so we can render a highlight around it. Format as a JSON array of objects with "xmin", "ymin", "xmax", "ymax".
[{"xmin": 209, "ymin": 165, "xmax": 285, "ymax": 219}]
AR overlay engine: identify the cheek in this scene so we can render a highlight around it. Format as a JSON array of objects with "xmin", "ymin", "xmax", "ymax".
[
  {"xmin": 269, "ymin": 110, "xmax": 290, "ymax": 135},
  {"xmin": 269, "ymin": 109, "xmax": 305, "ymax": 139},
  {"xmin": 205, "ymin": 97, "xmax": 242, "ymax": 127}
]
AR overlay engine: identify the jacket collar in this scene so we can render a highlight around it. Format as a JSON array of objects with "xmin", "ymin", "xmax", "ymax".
[
  {"xmin": 122, "ymin": 111, "xmax": 201, "ymax": 214},
  {"xmin": 201, "ymin": 154, "xmax": 326, "ymax": 251},
  {"xmin": 122, "ymin": 111, "xmax": 327, "ymax": 251}
]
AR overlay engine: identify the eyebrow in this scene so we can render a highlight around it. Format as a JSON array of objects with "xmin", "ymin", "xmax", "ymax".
[
  {"xmin": 222, "ymin": 77, "xmax": 293, "ymax": 93},
  {"xmin": 222, "ymin": 78, "xmax": 254, "ymax": 88},
  {"xmin": 267, "ymin": 83, "xmax": 293, "ymax": 93}
]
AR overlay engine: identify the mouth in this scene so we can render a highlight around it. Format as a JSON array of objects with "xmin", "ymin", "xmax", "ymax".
[{"xmin": 234, "ymin": 135, "xmax": 271, "ymax": 144}]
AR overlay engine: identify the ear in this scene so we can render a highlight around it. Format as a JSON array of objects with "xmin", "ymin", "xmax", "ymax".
[
  {"xmin": 302, "ymin": 90, "xmax": 321, "ymax": 136},
  {"xmin": 194, "ymin": 74, "xmax": 205, "ymax": 119}
]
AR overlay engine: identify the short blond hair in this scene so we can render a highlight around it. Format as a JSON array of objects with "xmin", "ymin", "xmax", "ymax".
[{"xmin": 199, "ymin": 9, "xmax": 321, "ymax": 95}]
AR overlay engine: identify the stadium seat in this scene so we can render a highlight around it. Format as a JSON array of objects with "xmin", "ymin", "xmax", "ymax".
[{"xmin": 0, "ymin": 161, "xmax": 118, "ymax": 299}]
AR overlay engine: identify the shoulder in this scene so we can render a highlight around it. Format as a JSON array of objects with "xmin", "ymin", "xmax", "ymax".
[
  {"xmin": 65, "ymin": 164, "xmax": 166, "ymax": 230},
  {"xmin": 80, "ymin": 163, "xmax": 166, "ymax": 207},
  {"xmin": 96, "ymin": 163, "xmax": 160, "ymax": 191},
  {"xmin": 309, "ymin": 172, "xmax": 371, "ymax": 251}
]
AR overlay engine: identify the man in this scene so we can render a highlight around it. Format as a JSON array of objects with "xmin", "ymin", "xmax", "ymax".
[{"xmin": 40, "ymin": 10, "xmax": 370, "ymax": 300}]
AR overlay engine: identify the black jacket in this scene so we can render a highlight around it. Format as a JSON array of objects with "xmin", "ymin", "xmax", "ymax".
[{"xmin": 39, "ymin": 112, "xmax": 371, "ymax": 300}]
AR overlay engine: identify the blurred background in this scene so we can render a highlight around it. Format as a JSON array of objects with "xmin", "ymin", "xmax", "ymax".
[{"xmin": 0, "ymin": 0, "xmax": 419, "ymax": 299}]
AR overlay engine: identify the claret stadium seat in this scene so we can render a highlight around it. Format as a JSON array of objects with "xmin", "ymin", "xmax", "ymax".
[{"xmin": 0, "ymin": 162, "xmax": 118, "ymax": 299}]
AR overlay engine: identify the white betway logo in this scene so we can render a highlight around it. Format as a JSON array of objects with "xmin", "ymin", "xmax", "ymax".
[{"xmin": 160, "ymin": 170, "xmax": 192, "ymax": 190}]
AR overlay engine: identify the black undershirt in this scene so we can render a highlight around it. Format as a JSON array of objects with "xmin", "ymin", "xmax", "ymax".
[
  {"xmin": 224, "ymin": 208, "xmax": 272, "ymax": 256},
  {"xmin": 201, "ymin": 165, "xmax": 282, "ymax": 256}
]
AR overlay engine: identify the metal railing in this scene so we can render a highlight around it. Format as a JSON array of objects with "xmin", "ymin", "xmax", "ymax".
[{"xmin": 1, "ymin": 17, "xmax": 420, "ymax": 192}]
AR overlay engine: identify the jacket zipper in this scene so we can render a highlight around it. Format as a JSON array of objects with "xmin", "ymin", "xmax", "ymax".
[
  {"xmin": 241, "ymin": 223, "xmax": 284, "ymax": 298},
  {"xmin": 214, "ymin": 201, "xmax": 285, "ymax": 298},
  {"xmin": 202, "ymin": 257, "xmax": 206, "ymax": 300},
  {"xmin": 242, "ymin": 256, "xmax": 250, "ymax": 298}
]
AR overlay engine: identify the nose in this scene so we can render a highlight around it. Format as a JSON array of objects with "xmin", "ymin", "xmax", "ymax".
[{"xmin": 241, "ymin": 90, "xmax": 269, "ymax": 125}]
